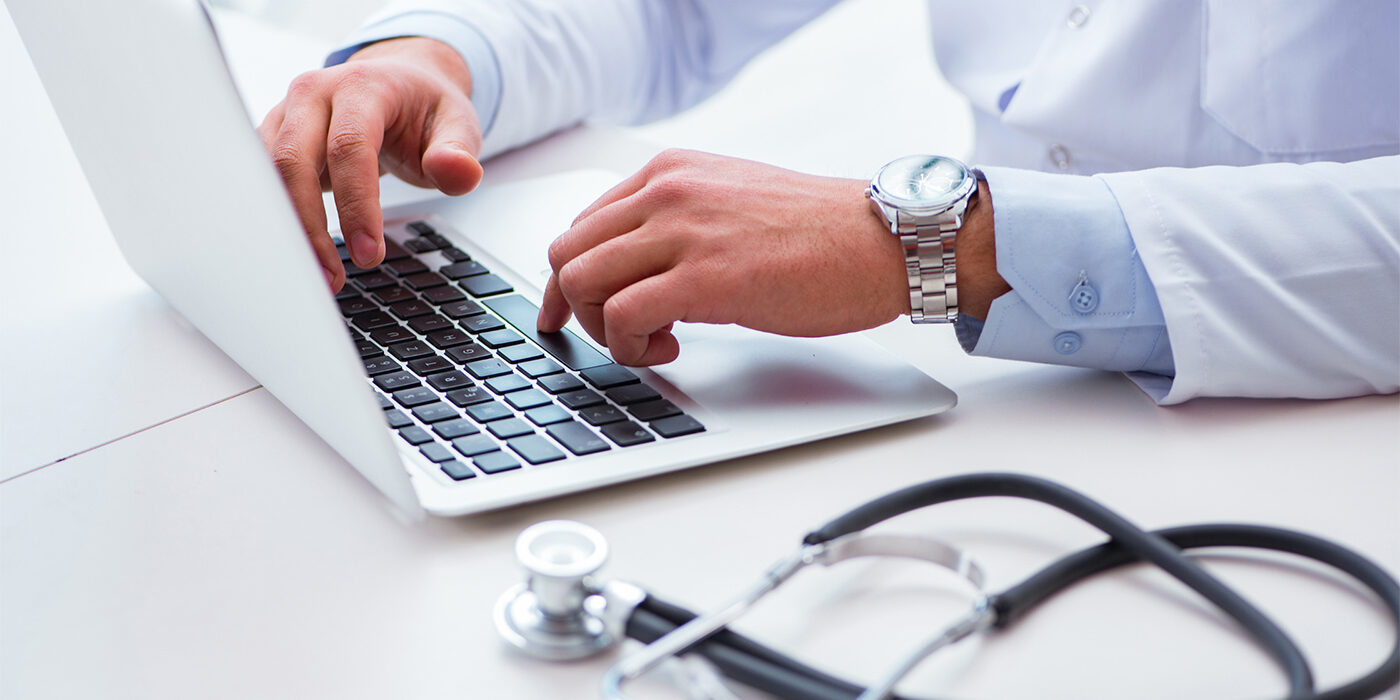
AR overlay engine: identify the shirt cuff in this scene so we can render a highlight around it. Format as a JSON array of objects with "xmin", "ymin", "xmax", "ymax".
[
  {"xmin": 966, "ymin": 167, "xmax": 1176, "ymax": 389},
  {"xmin": 325, "ymin": 11, "xmax": 504, "ymax": 138}
]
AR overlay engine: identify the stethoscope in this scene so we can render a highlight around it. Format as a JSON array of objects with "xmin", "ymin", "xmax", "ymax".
[{"xmin": 495, "ymin": 473, "xmax": 1400, "ymax": 699}]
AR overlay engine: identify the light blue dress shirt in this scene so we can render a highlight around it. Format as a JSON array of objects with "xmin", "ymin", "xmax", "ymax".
[{"xmin": 328, "ymin": 0, "xmax": 1399, "ymax": 404}]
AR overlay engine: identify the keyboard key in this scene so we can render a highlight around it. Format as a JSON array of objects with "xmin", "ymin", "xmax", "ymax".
[
  {"xmin": 351, "ymin": 311, "xmax": 397, "ymax": 331},
  {"xmin": 600, "ymin": 421, "xmax": 656, "ymax": 447},
  {"xmin": 446, "ymin": 343, "xmax": 492, "ymax": 364},
  {"xmin": 581, "ymin": 364, "xmax": 641, "ymax": 389},
  {"xmin": 440, "ymin": 300, "xmax": 484, "ymax": 319},
  {"xmin": 389, "ymin": 299, "xmax": 433, "ymax": 319},
  {"xmin": 428, "ymin": 370, "xmax": 472, "ymax": 391},
  {"xmin": 440, "ymin": 460, "xmax": 476, "ymax": 481},
  {"xmin": 452, "ymin": 434, "xmax": 498, "ymax": 457},
  {"xmin": 408, "ymin": 314, "xmax": 453, "ymax": 334},
  {"xmin": 546, "ymin": 421, "xmax": 611, "ymax": 456},
  {"xmin": 392, "ymin": 386, "xmax": 438, "ymax": 408},
  {"xmin": 607, "ymin": 384, "xmax": 662, "ymax": 405},
  {"xmin": 382, "ymin": 237, "xmax": 411, "ymax": 261},
  {"xmin": 420, "ymin": 442, "xmax": 456, "ymax": 463},
  {"xmin": 362, "ymin": 356, "xmax": 401, "ymax": 376},
  {"xmin": 397, "ymin": 425, "xmax": 434, "ymax": 445},
  {"xmin": 354, "ymin": 338, "xmax": 381, "ymax": 359},
  {"xmin": 388, "ymin": 340, "xmax": 435, "ymax": 361},
  {"xmin": 338, "ymin": 296, "xmax": 376, "ymax": 316},
  {"xmin": 628, "ymin": 398, "xmax": 682, "ymax": 422},
  {"xmin": 404, "ymin": 271, "xmax": 448, "ymax": 290},
  {"xmin": 446, "ymin": 386, "xmax": 493, "ymax": 407},
  {"xmin": 376, "ymin": 393, "xmax": 394, "ymax": 410},
  {"xmin": 433, "ymin": 418, "xmax": 480, "ymax": 440},
  {"xmin": 465, "ymin": 401, "xmax": 513, "ymax": 422},
  {"xmin": 354, "ymin": 271, "xmax": 397, "ymax": 291},
  {"xmin": 539, "ymin": 373, "xmax": 585, "ymax": 394},
  {"xmin": 373, "ymin": 371, "xmax": 419, "ymax": 392},
  {"xmin": 499, "ymin": 344, "xmax": 544, "ymax": 363},
  {"xmin": 524, "ymin": 405, "xmax": 572, "ymax": 426},
  {"xmin": 407, "ymin": 355, "xmax": 455, "ymax": 376},
  {"xmin": 461, "ymin": 274, "xmax": 514, "ymax": 297},
  {"xmin": 421, "ymin": 285, "xmax": 467, "ymax": 305},
  {"xmin": 405, "ymin": 237, "xmax": 439, "ymax": 254},
  {"xmin": 465, "ymin": 358, "xmax": 513, "ymax": 379},
  {"xmin": 651, "ymin": 414, "xmax": 705, "ymax": 438},
  {"xmin": 486, "ymin": 374, "xmax": 531, "ymax": 394},
  {"xmin": 412, "ymin": 402, "xmax": 459, "ymax": 424},
  {"xmin": 440, "ymin": 260, "xmax": 488, "ymax": 279},
  {"xmin": 518, "ymin": 358, "xmax": 564, "ymax": 379},
  {"xmin": 488, "ymin": 418, "xmax": 535, "ymax": 439},
  {"xmin": 558, "ymin": 389, "xmax": 605, "ymax": 409},
  {"xmin": 462, "ymin": 315, "xmax": 505, "ymax": 333},
  {"xmin": 508, "ymin": 435, "xmax": 565, "ymax": 465},
  {"xmin": 426, "ymin": 329, "xmax": 472, "ymax": 349},
  {"xmin": 384, "ymin": 409, "xmax": 413, "ymax": 428},
  {"xmin": 406, "ymin": 220, "xmax": 435, "ymax": 236},
  {"xmin": 334, "ymin": 281, "xmax": 359, "ymax": 299},
  {"xmin": 505, "ymin": 389, "xmax": 552, "ymax": 410},
  {"xmin": 425, "ymin": 232, "xmax": 453, "ymax": 250},
  {"xmin": 474, "ymin": 451, "xmax": 521, "ymax": 474},
  {"xmin": 441, "ymin": 247, "xmax": 471, "ymax": 262},
  {"xmin": 479, "ymin": 329, "xmax": 525, "ymax": 348},
  {"xmin": 372, "ymin": 285, "xmax": 417, "ymax": 305},
  {"xmin": 483, "ymin": 295, "xmax": 611, "ymax": 370},
  {"xmin": 370, "ymin": 325, "xmax": 414, "ymax": 345},
  {"xmin": 385, "ymin": 258, "xmax": 428, "ymax": 277},
  {"xmin": 579, "ymin": 405, "xmax": 626, "ymax": 426},
  {"xmin": 345, "ymin": 262, "xmax": 379, "ymax": 278}
]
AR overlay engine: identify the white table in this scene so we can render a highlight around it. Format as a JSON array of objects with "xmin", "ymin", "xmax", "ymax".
[{"xmin": 3, "ymin": 2, "xmax": 1397, "ymax": 699}]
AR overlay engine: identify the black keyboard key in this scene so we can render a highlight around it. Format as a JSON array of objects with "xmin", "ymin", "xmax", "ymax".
[
  {"xmin": 607, "ymin": 384, "xmax": 662, "ymax": 405},
  {"xmin": 505, "ymin": 389, "xmax": 552, "ymax": 410},
  {"xmin": 409, "ymin": 314, "xmax": 453, "ymax": 334},
  {"xmin": 479, "ymin": 329, "xmax": 524, "ymax": 348},
  {"xmin": 385, "ymin": 257, "xmax": 428, "ymax": 277},
  {"xmin": 412, "ymin": 402, "xmax": 459, "ymax": 424},
  {"xmin": 392, "ymin": 386, "xmax": 438, "ymax": 408},
  {"xmin": 433, "ymin": 418, "xmax": 479, "ymax": 440},
  {"xmin": 404, "ymin": 271, "xmax": 448, "ymax": 290},
  {"xmin": 482, "ymin": 296, "xmax": 611, "ymax": 370},
  {"xmin": 405, "ymin": 237, "xmax": 439, "ymax": 254},
  {"xmin": 345, "ymin": 262, "xmax": 379, "ymax": 278},
  {"xmin": 440, "ymin": 260, "xmax": 489, "ymax": 279},
  {"xmin": 488, "ymin": 418, "xmax": 535, "ymax": 439},
  {"xmin": 372, "ymin": 285, "xmax": 417, "ymax": 305},
  {"xmin": 362, "ymin": 356, "xmax": 401, "ymax": 376},
  {"xmin": 446, "ymin": 343, "xmax": 492, "ymax": 364},
  {"xmin": 335, "ymin": 281, "xmax": 359, "ymax": 299},
  {"xmin": 508, "ymin": 435, "xmax": 565, "ymax": 465},
  {"xmin": 518, "ymin": 358, "xmax": 564, "ymax": 378},
  {"xmin": 384, "ymin": 409, "xmax": 413, "ymax": 428},
  {"xmin": 579, "ymin": 405, "xmax": 626, "ymax": 426},
  {"xmin": 389, "ymin": 299, "xmax": 434, "ymax": 319},
  {"xmin": 440, "ymin": 460, "xmax": 476, "ymax": 481},
  {"xmin": 600, "ymin": 421, "xmax": 656, "ymax": 447},
  {"xmin": 422, "ymin": 285, "xmax": 467, "ymax": 305},
  {"xmin": 425, "ymin": 232, "xmax": 453, "ymax": 249},
  {"xmin": 440, "ymin": 300, "xmax": 484, "ymax": 319},
  {"xmin": 351, "ymin": 311, "xmax": 397, "ymax": 331},
  {"xmin": 486, "ymin": 374, "xmax": 531, "ymax": 394},
  {"xmin": 499, "ymin": 344, "xmax": 544, "ymax": 363},
  {"xmin": 406, "ymin": 220, "xmax": 435, "ymax": 236},
  {"xmin": 373, "ymin": 371, "xmax": 419, "ymax": 392},
  {"xmin": 465, "ymin": 358, "xmax": 513, "ymax": 379},
  {"xmin": 441, "ymin": 246, "xmax": 471, "ymax": 262},
  {"xmin": 446, "ymin": 386, "xmax": 493, "ymax": 407},
  {"xmin": 370, "ymin": 325, "xmax": 414, "ymax": 345},
  {"xmin": 354, "ymin": 271, "xmax": 397, "ymax": 290},
  {"xmin": 462, "ymin": 315, "xmax": 505, "ymax": 333},
  {"xmin": 420, "ymin": 442, "xmax": 455, "ymax": 463},
  {"xmin": 428, "ymin": 370, "xmax": 473, "ymax": 391},
  {"xmin": 524, "ymin": 405, "xmax": 572, "ymax": 426},
  {"xmin": 474, "ymin": 451, "xmax": 521, "ymax": 474},
  {"xmin": 465, "ymin": 401, "xmax": 512, "ymax": 422},
  {"xmin": 339, "ymin": 296, "xmax": 376, "ymax": 316},
  {"xmin": 539, "ymin": 373, "xmax": 585, "ymax": 394},
  {"xmin": 546, "ymin": 421, "xmax": 611, "ymax": 456},
  {"xmin": 388, "ymin": 340, "xmax": 435, "ymax": 361},
  {"xmin": 354, "ymin": 338, "xmax": 381, "ymax": 359},
  {"xmin": 398, "ymin": 425, "xmax": 434, "ymax": 445},
  {"xmin": 558, "ymin": 389, "xmax": 605, "ymax": 410},
  {"xmin": 461, "ymin": 274, "xmax": 514, "ymax": 297},
  {"xmin": 382, "ymin": 237, "xmax": 411, "ymax": 261},
  {"xmin": 408, "ymin": 355, "xmax": 455, "ymax": 376},
  {"xmin": 426, "ymin": 329, "xmax": 472, "ymax": 349},
  {"xmin": 452, "ymin": 435, "xmax": 498, "ymax": 457},
  {"xmin": 580, "ymin": 364, "xmax": 641, "ymax": 389},
  {"xmin": 651, "ymin": 414, "xmax": 705, "ymax": 438},
  {"xmin": 628, "ymin": 398, "xmax": 682, "ymax": 422},
  {"xmin": 376, "ymin": 393, "xmax": 394, "ymax": 410}
]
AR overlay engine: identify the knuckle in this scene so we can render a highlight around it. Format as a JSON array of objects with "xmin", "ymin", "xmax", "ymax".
[
  {"xmin": 270, "ymin": 142, "xmax": 309, "ymax": 177},
  {"xmin": 327, "ymin": 127, "xmax": 372, "ymax": 162},
  {"xmin": 556, "ymin": 260, "xmax": 593, "ymax": 298},
  {"xmin": 546, "ymin": 237, "xmax": 571, "ymax": 272},
  {"xmin": 648, "ymin": 147, "xmax": 694, "ymax": 173},
  {"xmin": 286, "ymin": 70, "xmax": 324, "ymax": 98},
  {"xmin": 333, "ymin": 63, "xmax": 376, "ymax": 92}
]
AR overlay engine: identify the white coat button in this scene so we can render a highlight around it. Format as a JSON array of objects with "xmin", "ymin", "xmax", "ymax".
[
  {"xmin": 1054, "ymin": 331, "xmax": 1083, "ymax": 355},
  {"xmin": 1049, "ymin": 144, "xmax": 1072, "ymax": 171},
  {"xmin": 1067, "ymin": 6, "xmax": 1091, "ymax": 28}
]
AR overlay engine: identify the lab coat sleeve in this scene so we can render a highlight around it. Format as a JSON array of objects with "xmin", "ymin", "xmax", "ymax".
[
  {"xmin": 326, "ymin": 0, "xmax": 840, "ymax": 159},
  {"xmin": 971, "ymin": 157, "xmax": 1400, "ymax": 404}
]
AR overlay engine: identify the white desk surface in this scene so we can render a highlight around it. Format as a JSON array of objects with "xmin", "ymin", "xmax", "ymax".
[{"xmin": 2, "ymin": 2, "xmax": 1397, "ymax": 699}]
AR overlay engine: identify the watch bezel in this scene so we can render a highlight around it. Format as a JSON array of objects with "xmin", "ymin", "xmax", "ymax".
[{"xmin": 867, "ymin": 155, "xmax": 977, "ymax": 216}]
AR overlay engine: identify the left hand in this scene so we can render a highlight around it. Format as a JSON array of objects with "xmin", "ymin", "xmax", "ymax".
[{"xmin": 537, "ymin": 149, "xmax": 910, "ymax": 366}]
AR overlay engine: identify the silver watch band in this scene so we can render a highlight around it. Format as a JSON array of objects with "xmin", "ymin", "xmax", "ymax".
[{"xmin": 893, "ymin": 208, "xmax": 962, "ymax": 324}]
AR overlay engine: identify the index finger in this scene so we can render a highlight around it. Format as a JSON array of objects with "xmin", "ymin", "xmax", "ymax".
[{"xmin": 325, "ymin": 89, "xmax": 389, "ymax": 269}]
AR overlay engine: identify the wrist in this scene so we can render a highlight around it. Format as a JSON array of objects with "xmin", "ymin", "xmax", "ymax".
[
  {"xmin": 955, "ymin": 180, "xmax": 1010, "ymax": 320},
  {"xmin": 349, "ymin": 37, "xmax": 474, "ymax": 99}
]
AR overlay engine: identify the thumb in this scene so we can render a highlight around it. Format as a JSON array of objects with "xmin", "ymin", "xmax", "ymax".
[{"xmin": 421, "ymin": 103, "xmax": 484, "ymax": 196}]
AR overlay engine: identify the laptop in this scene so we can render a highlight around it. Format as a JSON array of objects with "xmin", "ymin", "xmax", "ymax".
[{"xmin": 7, "ymin": 0, "xmax": 956, "ymax": 517}]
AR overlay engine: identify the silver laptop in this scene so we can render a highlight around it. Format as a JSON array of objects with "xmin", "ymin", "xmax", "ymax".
[{"xmin": 8, "ymin": 0, "xmax": 956, "ymax": 517}]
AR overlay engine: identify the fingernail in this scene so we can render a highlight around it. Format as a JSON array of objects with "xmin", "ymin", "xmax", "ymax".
[
  {"xmin": 350, "ymin": 233, "xmax": 379, "ymax": 267},
  {"xmin": 322, "ymin": 266, "xmax": 335, "ymax": 287}
]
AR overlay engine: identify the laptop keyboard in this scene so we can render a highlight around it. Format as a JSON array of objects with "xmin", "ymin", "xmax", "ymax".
[{"xmin": 338, "ymin": 220, "xmax": 705, "ymax": 482}]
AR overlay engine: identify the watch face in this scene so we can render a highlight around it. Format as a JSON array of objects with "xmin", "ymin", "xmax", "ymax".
[{"xmin": 873, "ymin": 155, "xmax": 975, "ymax": 212}]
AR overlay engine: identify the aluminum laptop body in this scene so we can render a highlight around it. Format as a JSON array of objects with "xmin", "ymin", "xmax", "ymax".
[{"xmin": 8, "ymin": 0, "xmax": 956, "ymax": 517}]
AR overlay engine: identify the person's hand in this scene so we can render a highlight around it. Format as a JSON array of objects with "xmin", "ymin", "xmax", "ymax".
[
  {"xmin": 536, "ymin": 149, "xmax": 914, "ymax": 366},
  {"xmin": 257, "ymin": 37, "xmax": 485, "ymax": 290}
]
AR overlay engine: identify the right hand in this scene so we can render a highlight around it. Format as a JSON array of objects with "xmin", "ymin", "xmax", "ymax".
[{"xmin": 257, "ymin": 37, "xmax": 485, "ymax": 291}]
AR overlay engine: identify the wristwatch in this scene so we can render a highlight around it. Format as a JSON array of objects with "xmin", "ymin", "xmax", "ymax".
[{"xmin": 866, "ymin": 155, "xmax": 978, "ymax": 324}]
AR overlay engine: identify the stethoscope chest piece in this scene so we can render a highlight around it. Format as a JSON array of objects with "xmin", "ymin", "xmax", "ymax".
[{"xmin": 494, "ymin": 519, "xmax": 615, "ymax": 660}]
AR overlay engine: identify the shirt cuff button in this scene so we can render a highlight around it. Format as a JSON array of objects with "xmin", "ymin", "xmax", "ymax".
[{"xmin": 1053, "ymin": 331, "xmax": 1083, "ymax": 355}]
